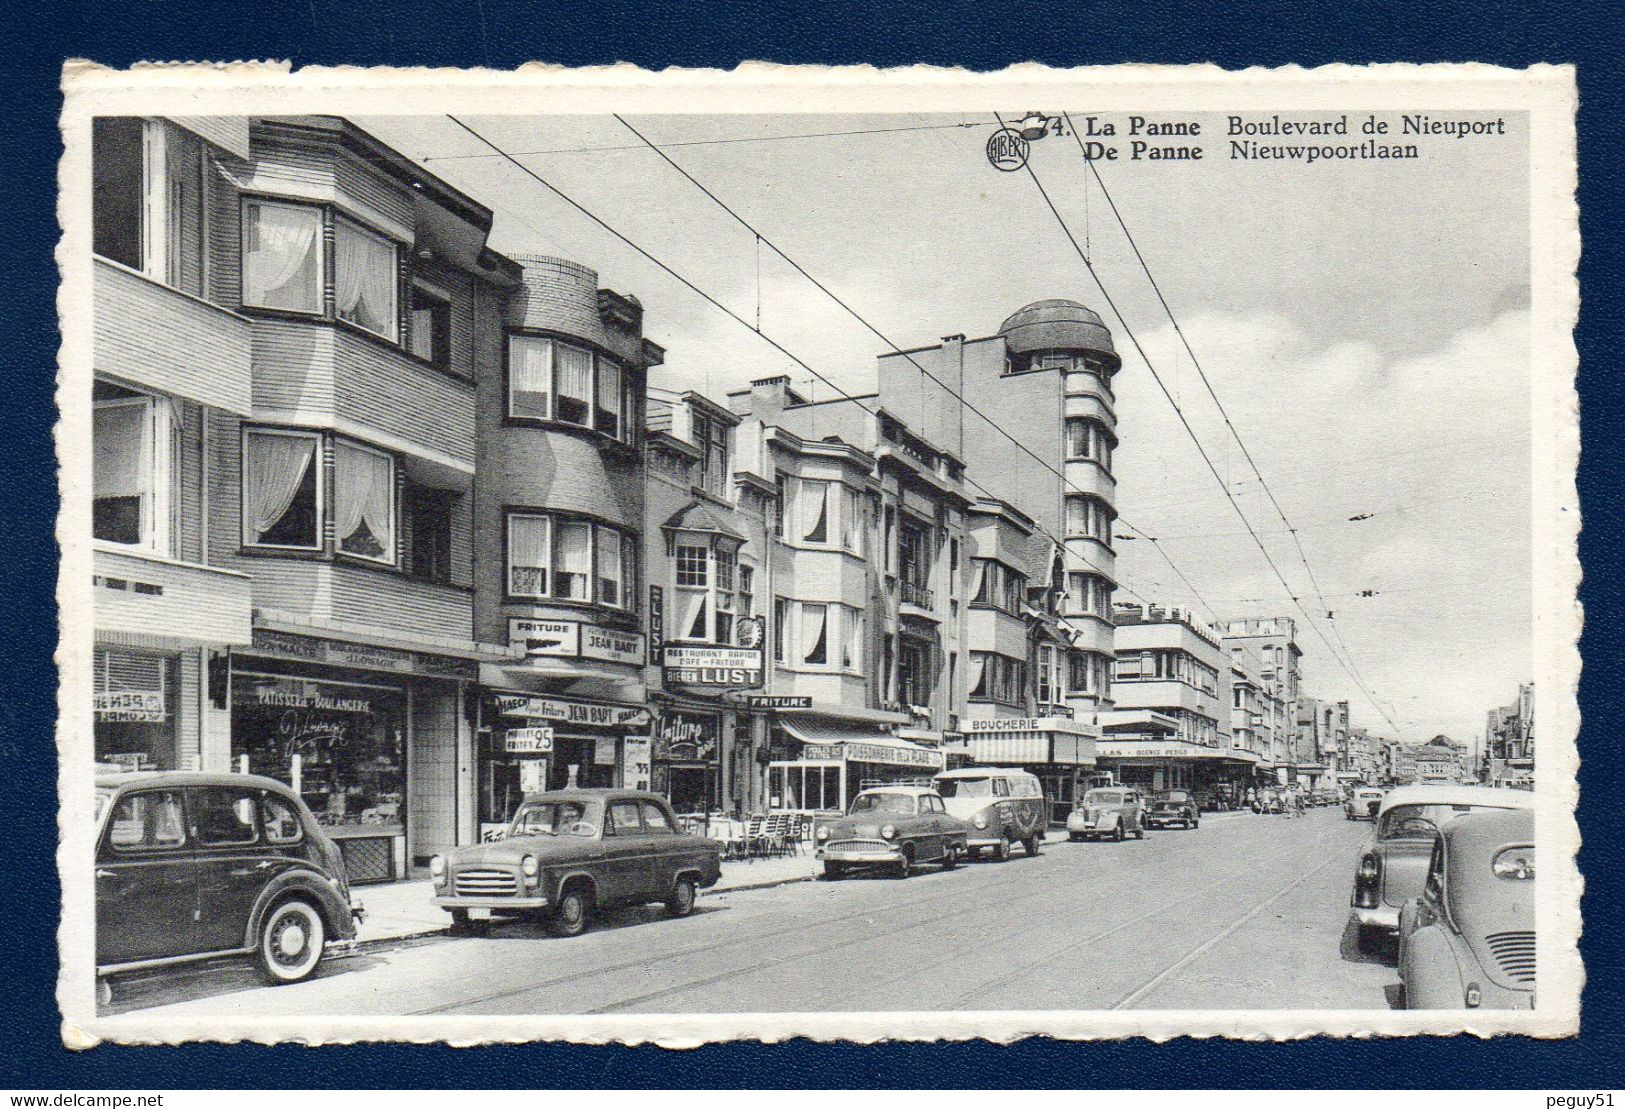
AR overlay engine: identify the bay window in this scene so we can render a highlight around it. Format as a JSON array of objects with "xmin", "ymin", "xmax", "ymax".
[
  {"xmin": 672, "ymin": 538, "xmax": 741, "ymax": 643},
  {"xmin": 1065, "ymin": 494, "xmax": 1113, "ymax": 543},
  {"xmin": 1036, "ymin": 644, "xmax": 1065, "ymax": 706},
  {"xmin": 1065, "ymin": 417, "xmax": 1115, "ymax": 471},
  {"xmin": 971, "ymin": 559, "xmax": 1026, "ymax": 614},
  {"xmin": 840, "ymin": 487, "xmax": 865, "ymax": 555},
  {"xmin": 1070, "ymin": 652, "xmax": 1111, "ymax": 698},
  {"xmin": 506, "ymin": 333, "xmax": 629, "ymax": 441},
  {"xmin": 506, "ymin": 511, "xmax": 637, "ymax": 607},
  {"xmin": 242, "ymin": 199, "xmax": 322, "ymax": 314},
  {"xmin": 242, "ymin": 428, "xmax": 321, "ymax": 550},
  {"xmin": 969, "ymin": 651, "xmax": 1027, "ymax": 707},
  {"xmin": 334, "ymin": 218, "xmax": 399, "ymax": 340},
  {"xmin": 797, "ymin": 479, "xmax": 833, "ymax": 545},
  {"xmin": 93, "ymin": 119, "xmax": 205, "ymax": 295},
  {"xmin": 1067, "ymin": 571, "xmax": 1113, "ymax": 619},
  {"xmin": 333, "ymin": 440, "xmax": 396, "ymax": 562},
  {"xmin": 94, "ymin": 391, "xmax": 173, "ymax": 551},
  {"xmin": 799, "ymin": 603, "xmax": 828, "ymax": 666},
  {"xmin": 695, "ymin": 411, "xmax": 731, "ymax": 496}
]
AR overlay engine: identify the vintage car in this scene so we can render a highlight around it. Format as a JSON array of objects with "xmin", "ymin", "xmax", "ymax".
[
  {"xmin": 1349, "ymin": 784, "xmax": 1534, "ymax": 948},
  {"xmin": 815, "ymin": 786, "xmax": 971, "ymax": 878},
  {"xmin": 1145, "ymin": 790, "xmax": 1200, "ymax": 830},
  {"xmin": 1190, "ymin": 790, "xmax": 1226, "ymax": 813},
  {"xmin": 1066, "ymin": 786, "xmax": 1147, "ymax": 841},
  {"xmin": 932, "ymin": 767, "xmax": 1046, "ymax": 860},
  {"xmin": 1398, "ymin": 808, "xmax": 1535, "ymax": 1009},
  {"xmin": 1345, "ymin": 787, "xmax": 1386, "ymax": 821},
  {"xmin": 96, "ymin": 771, "xmax": 362, "ymax": 993},
  {"xmin": 431, "ymin": 789, "xmax": 721, "ymax": 937},
  {"xmin": 1255, "ymin": 788, "xmax": 1284, "ymax": 814}
]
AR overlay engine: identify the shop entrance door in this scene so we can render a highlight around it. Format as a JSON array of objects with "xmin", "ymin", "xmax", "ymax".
[{"xmin": 409, "ymin": 684, "xmax": 460, "ymax": 867}]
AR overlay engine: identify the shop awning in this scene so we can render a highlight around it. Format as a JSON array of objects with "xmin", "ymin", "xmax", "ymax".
[
  {"xmin": 779, "ymin": 719, "xmax": 945, "ymax": 771},
  {"xmin": 1096, "ymin": 738, "xmax": 1260, "ymax": 764},
  {"xmin": 1095, "ymin": 709, "xmax": 1181, "ymax": 735}
]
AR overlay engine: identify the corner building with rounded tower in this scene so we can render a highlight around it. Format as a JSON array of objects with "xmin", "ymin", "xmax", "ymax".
[{"xmin": 875, "ymin": 300, "xmax": 1123, "ymax": 819}]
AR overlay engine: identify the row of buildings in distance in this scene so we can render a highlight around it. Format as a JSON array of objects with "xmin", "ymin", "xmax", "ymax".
[{"xmin": 87, "ymin": 114, "xmax": 1502, "ymax": 885}]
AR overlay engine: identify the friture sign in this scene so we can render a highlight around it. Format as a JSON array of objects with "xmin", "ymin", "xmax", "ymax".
[
  {"xmin": 508, "ymin": 619, "xmax": 645, "ymax": 667},
  {"xmin": 662, "ymin": 645, "xmax": 765, "ymax": 688},
  {"xmin": 738, "ymin": 695, "xmax": 813, "ymax": 709},
  {"xmin": 492, "ymin": 694, "xmax": 651, "ymax": 729}
]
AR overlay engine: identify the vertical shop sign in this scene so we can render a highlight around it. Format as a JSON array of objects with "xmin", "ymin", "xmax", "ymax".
[
  {"xmin": 623, "ymin": 736, "xmax": 652, "ymax": 791},
  {"xmin": 648, "ymin": 585, "xmax": 664, "ymax": 663}
]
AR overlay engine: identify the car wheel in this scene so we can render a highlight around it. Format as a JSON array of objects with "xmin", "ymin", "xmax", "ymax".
[
  {"xmin": 894, "ymin": 849, "xmax": 914, "ymax": 879},
  {"xmin": 548, "ymin": 886, "xmax": 592, "ymax": 937},
  {"xmin": 449, "ymin": 909, "xmax": 490, "ymax": 937},
  {"xmin": 1023, "ymin": 834, "xmax": 1040, "ymax": 857},
  {"xmin": 1135, "ymin": 825, "xmax": 1145, "ymax": 839},
  {"xmin": 256, "ymin": 898, "xmax": 325, "ymax": 985},
  {"xmin": 1113, "ymin": 824, "xmax": 1125, "ymax": 842},
  {"xmin": 1355, "ymin": 924, "xmax": 1384, "ymax": 958},
  {"xmin": 822, "ymin": 861, "xmax": 847, "ymax": 880},
  {"xmin": 666, "ymin": 876, "xmax": 697, "ymax": 917},
  {"xmin": 1068, "ymin": 832, "xmax": 1080, "ymax": 842},
  {"xmin": 941, "ymin": 844, "xmax": 959, "ymax": 870},
  {"xmin": 993, "ymin": 834, "xmax": 1011, "ymax": 861}
]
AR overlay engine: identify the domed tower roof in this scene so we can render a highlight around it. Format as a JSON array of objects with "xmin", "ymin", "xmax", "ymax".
[{"xmin": 998, "ymin": 298, "xmax": 1121, "ymax": 371}]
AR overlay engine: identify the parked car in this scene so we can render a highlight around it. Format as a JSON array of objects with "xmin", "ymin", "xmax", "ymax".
[
  {"xmin": 1349, "ymin": 784, "xmax": 1534, "ymax": 950},
  {"xmin": 1316, "ymin": 788, "xmax": 1341, "ymax": 807},
  {"xmin": 1256, "ymin": 788, "xmax": 1284, "ymax": 814},
  {"xmin": 431, "ymin": 789, "xmax": 721, "ymax": 937},
  {"xmin": 932, "ymin": 767, "xmax": 1045, "ymax": 860},
  {"xmin": 1398, "ymin": 808, "xmax": 1535, "ymax": 1009},
  {"xmin": 96, "ymin": 771, "xmax": 362, "ymax": 993},
  {"xmin": 1067, "ymin": 787, "xmax": 1147, "ymax": 841},
  {"xmin": 1345, "ymin": 787, "xmax": 1386, "ymax": 821},
  {"xmin": 816, "ymin": 785, "xmax": 970, "ymax": 878},
  {"xmin": 1146, "ymin": 790, "xmax": 1200, "ymax": 830},
  {"xmin": 1191, "ymin": 790, "xmax": 1226, "ymax": 813}
]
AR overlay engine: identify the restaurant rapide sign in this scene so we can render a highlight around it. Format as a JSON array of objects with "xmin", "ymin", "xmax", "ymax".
[{"xmin": 662, "ymin": 644, "xmax": 765, "ymax": 688}]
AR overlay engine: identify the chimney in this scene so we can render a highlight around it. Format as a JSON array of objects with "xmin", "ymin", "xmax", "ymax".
[{"xmin": 738, "ymin": 374, "xmax": 794, "ymax": 420}]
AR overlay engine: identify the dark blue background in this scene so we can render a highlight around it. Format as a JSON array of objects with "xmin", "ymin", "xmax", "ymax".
[{"xmin": 5, "ymin": 0, "xmax": 1619, "ymax": 1088}]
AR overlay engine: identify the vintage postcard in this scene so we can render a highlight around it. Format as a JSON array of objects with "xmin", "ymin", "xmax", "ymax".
[{"xmin": 55, "ymin": 61, "xmax": 1579, "ymax": 1045}]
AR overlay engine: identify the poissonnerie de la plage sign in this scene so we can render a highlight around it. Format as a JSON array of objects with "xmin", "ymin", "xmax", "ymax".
[{"xmin": 1228, "ymin": 113, "xmax": 1508, "ymax": 163}]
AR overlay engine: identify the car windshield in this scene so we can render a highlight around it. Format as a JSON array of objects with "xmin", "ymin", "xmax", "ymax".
[
  {"xmin": 1379, "ymin": 802, "xmax": 1505, "ymax": 841},
  {"xmin": 94, "ymin": 787, "xmax": 113, "ymax": 821},
  {"xmin": 510, "ymin": 800, "xmax": 599, "ymax": 837},
  {"xmin": 934, "ymin": 778, "xmax": 989, "ymax": 799},
  {"xmin": 1084, "ymin": 790, "xmax": 1124, "ymax": 805},
  {"xmin": 850, "ymin": 792, "xmax": 917, "ymax": 815},
  {"xmin": 1152, "ymin": 799, "xmax": 1181, "ymax": 808}
]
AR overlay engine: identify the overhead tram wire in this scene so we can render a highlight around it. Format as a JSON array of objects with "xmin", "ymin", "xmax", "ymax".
[
  {"xmin": 1060, "ymin": 110, "xmax": 1398, "ymax": 729},
  {"xmin": 998, "ymin": 111, "xmax": 1403, "ymax": 736},
  {"xmin": 443, "ymin": 114, "xmax": 1162, "ymax": 613},
  {"xmin": 609, "ymin": 112, "xmax": 1217, "ymax": 622}
]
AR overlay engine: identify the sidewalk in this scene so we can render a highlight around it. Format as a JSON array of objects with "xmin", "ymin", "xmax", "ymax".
[{"xmin": 352, "ymin": 850, "xmax": 819, "ymax": 946}]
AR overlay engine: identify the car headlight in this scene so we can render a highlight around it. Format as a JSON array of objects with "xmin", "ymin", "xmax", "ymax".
[
  {"xmin": 522, "ymin": 854, "xmax": 539, "ymax": 877},
  {"xmin": 973, "ymin": 814, "xmax": 988, "ymax": 829},
  {"xmin": 430, "ymin": 855, "xmax": 446, "ymax": 883},
  {"xmin": 881, "ymin": 824, "xmax": 897, "ymax": 840},
  {"xmin": 816, "ymin": 825, "xmax": 830, "ymax": 841}
]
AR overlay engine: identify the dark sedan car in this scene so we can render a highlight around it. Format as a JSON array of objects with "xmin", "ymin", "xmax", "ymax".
[
  {"xmin": 96, "ymin": 771, "xmax": 362, "ymax": 993},
  {"xmin": 432, "ymin": 789, "xmax": 721, "ymax": 937},
  {"xmin": 815, "ymin": 786, "xmax": 971, "ymax": 878},
  {"xmin": 1146, "ymin": 790, "xmax": 1200, "ymax": 830}
]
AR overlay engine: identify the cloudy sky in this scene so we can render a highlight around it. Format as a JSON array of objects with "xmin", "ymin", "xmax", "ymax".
[{"xmin": 360, "ymin": 111, "xmax": 1532, "ymax": 748}]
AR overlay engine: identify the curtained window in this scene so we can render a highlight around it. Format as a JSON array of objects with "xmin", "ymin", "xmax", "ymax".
[
  {"xmin": 799, "ymin": 480, "xmax": 830, "ymax": 544},
  {"xmin": 800, "ymin": 603, "xmax": 828, "ymax": 666},
  {"xmin": 508, "ymin": 335, "xmax": 553, "ymax": 421},
  {"xmin": 595, "ymin": 525, "xmax": 623, "ymax": 607},
  {"xmin": 555, "ymin": 343, "xmax": 593, "ymax": 426},
  {"xmin": 242, "ymin": 200, "xmax": 321, "ymax": 313},
  {"xmin": 553, "ymin": 520, "xmax": 591, "ymax": 599},
  {"xmin": 335, "ymin": 219, "xmax": 399, "ymax": 340},
  {"xmin": 841, "ymin": 488, "xmax": 864, "ymax": 555},
  {"xmin": 409, "ymin": 285, "xmax": 451, "ymax": 367},
  {"xmin": 843, "ymin": 607, "xmax": 862, "ymax": 671},
  {"xmin": 334, "ymin": 441, "xmax": 395, "ymax": 562},
  {"xmin": 243, "ymin": 430, "xmax": 319, "ymax": 548},
  {"xmin": 508, "ymin": 514, "xmax": 550, "ymax": 597},
  {"xmin": 94, "ymin": 399, "xmax": 155, "ymax": 547},
  {"xmin": 595, "ymin": 358, "xmax": 623, "ymax": 438}
]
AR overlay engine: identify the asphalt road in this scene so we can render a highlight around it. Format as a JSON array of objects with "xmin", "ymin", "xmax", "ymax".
[{"xmin": 102, "ymin": 806, "xmax": 1399, "ymax": 1017}]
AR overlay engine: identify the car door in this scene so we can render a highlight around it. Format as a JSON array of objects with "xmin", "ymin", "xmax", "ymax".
[
  {"xmin": 600, "ymin": 799, "xmax": 654, "ymax": 903},
  {"xmin": 639, "ymin": 800, "xmax": 683, "ymax": 896},
  {"xmin": 189, "ymin": 786, "xmax": 272, "ymax": 954},
  {"xmin": 97, "ymin": 788, "xmax": 197, "ymax": 966}
]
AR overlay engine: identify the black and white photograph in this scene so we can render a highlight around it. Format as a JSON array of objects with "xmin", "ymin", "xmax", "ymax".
[{"xmin": 55, "ymin": 62, "xmax": 1580, "ymax": 1044}]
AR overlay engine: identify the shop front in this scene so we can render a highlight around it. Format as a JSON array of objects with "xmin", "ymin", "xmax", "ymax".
[
  {"xmin": 954, "ymin": 717, "xmax": 1100, "ymax": 825},
  {"xmin": 478, "ymin": 689, "xmax": 652, "ymax": 838},
  {"xmin": 1096, "ymin": 737, "xmax": 1261, "ymax": 797},
  {"xmin": 768, "ymin": 716, "xmax": 945, "ymax": 816},
  {"xmin": 650, "ymin": 704, "xmax": 724, "ymax": 815},
  {"xmin": 230, "ymin": 628, "xmax": 477, "ymax": 884},
  {"xmin": 94, "ymin": 646, "xmax": 183, "ymax": 771}
]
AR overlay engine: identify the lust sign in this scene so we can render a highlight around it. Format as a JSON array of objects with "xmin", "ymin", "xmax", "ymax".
[{"xmin": 662, "ymin": 645, "xmax": 765, "ymax": 688}]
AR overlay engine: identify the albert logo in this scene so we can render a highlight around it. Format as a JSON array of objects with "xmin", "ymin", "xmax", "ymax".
[{"xmin": 986, "ymin": 127, "xmax": 1030, "ymax": 172}]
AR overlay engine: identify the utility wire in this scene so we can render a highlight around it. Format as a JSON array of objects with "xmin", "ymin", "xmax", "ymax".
[
  {"xmin": 1003, "ymin": 111, "xmax": 1402, "ymax": 736},
  {"xmin": 609, "ymin": 112, "xmax": 1198, "ymax": 618},
  {"xmin": 445, "ymin": 114, "xmax": 1160, "ymax": 615},
  {"xmin": 424, "ymin": 120, "xmax": 985, "ymax": 162}
]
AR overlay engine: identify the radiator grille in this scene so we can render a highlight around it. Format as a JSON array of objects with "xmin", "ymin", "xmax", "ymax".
[
  {"xmin": 454, "ymin": 867, "xmax": 519, "ymax": 897},
  {"xmin": 1484, "ymin": 930, "xmax": 1536, "ymax": 984}
]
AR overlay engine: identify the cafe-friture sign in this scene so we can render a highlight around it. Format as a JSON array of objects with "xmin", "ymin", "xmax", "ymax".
[
  {"xmin": 662, "ymin": 645, "xmax": 765, "ymax": 688},
  {"xmin": 508, "ymin": 619, "xmax": 645, "ymax": 667},
  {"xmin": 493, "ymin": 694, "xmax": 650, "ymax": 729}
]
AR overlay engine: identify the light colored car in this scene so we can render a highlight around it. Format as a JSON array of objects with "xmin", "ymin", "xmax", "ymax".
[
  {"xmin": 933, "ymin": 767, "xmax": 1046, "ymax": 860},
  {"xmin": 1398, "ymin": 807, "xmax": 1534, "ymax": 1009},
  {"xmin": 816, "ymin": 786, "xmax": 971, "ymax": 879},
  {"xmin": 432, "ymin": 789, "xmax": 721, "ymax": 937},
  {"xmin": 1067, "ymin": 787, "xmax": 1147, "ymax": 842},
  {"xmin": 1349, "ymin": 784, "xmax": 1534, "ymax": 948},
  {"xmin": 1345, "ymin": 787, "xmax": 1386, "ymax": 821}
]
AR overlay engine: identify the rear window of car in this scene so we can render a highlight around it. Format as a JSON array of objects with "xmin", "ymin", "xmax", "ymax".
[
  {"xmin": 936, "ymin": 778, "xmax": 989, "ymax": 799},
  {"xmin": 260, "ymin": 792, "xmax": 305, "ymax": 844},
  {"xmin": 1379, "ymin": 802, "xmax": 1501, "ymax": 841},
  {"xmin": 640, "ymin": 801, "xmax": 674, "ymax": 834},
  {"xmin": 193, "ymin": 788, "xmax": 260, "ymax": 846}
]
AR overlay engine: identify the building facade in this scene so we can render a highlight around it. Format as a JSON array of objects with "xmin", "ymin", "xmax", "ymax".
[
  {"xmin": 1484, "ymin": 682, "xmax": 1535, "ymax": 786},
  {"xmin": 1220, "ymin": 617, "xmax": 1303, "ymax": 786}
]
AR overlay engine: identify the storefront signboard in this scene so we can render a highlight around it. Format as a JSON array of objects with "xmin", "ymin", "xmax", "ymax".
[
  {"xmin": 581, "ymin": 626, "xmax": 646, "ymax": 665},
  {"xmin": 801, "ymin": 741, "xmax": 944, "ymax": 769},
  {"xmin": 653, "ymin": 711, "xmax": 721, "ymax": 762},
  {"xmin": 647, "ymin": 586, "xmax": 664, "ymax": 664},
  {"xmin": 249, "ymin": 628, "xmax": 477, "ymax": 681},
  {"xmin": 965, "ymin": 717, "xmax": 1095, "ymax": 735},
  {"xmin": 738, "ymin": 694, "xmax": 813, "ymax": 709},
  {"xmin": 492, "ymin": 694, "xmax": 651, "ymax": 728},
  {"xmin": 662, "ymin": 645, "xmax": 764, "ymax": 688},
  {"xmin": 505, "ymin": 727, "xmax": 554, "ymax": 753},
  {"xmin": 1097, "ymin": 739, "xmax": 1259, "ymax": 762},
  {"xmin": 93, "ymin": 690, "xmax": 166, "ymax": 723},
  {"xmin": 594, "ymin": 736, "xmax": 618, "ymax": 766},
  {"xmin": 508, "ymin": 619, "xmax": 580, "ymax": 659},
  {"xmin": 623, "ymin": 736, "xmax": 652, "ymax": 790}
]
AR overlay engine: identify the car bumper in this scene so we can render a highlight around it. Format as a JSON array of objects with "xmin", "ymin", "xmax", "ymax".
[
  {"xmin": 1351, "ymin": 905, "xmax": 1400, "ymax": 931},
  {"xmin": 965, "ymin": 834, "xmax": 1007, "ymax": 850},
  {"xmin": 325, "ymin": 937, "xmax": 359, "ymax": 960},
  {"xmin": 817, "ymin": 846, "xmax": 901, "ymax": 864},
  {"xmin": 1070, "ymin": 825, "xmax": 1117, "ymax": 836},
  {"xmin": 434, "ymin": 895, "xmax": 549, "ymax": 911}
]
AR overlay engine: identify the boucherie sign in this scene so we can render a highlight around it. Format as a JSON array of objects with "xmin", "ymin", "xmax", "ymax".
[{"xmin": 662, "ymin": 645, "xmax": 764, "ymax": 688}]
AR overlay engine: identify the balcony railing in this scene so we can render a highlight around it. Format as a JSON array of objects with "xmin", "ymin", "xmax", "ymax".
[{"xmin": 899, "ymin": 580, "xmax": 935, "ymax": 610}]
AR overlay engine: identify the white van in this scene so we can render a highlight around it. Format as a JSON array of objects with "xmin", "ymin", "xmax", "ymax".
[{"xmin": 932, "ymin": 767, "xmax": 1046, "ymax": 860}]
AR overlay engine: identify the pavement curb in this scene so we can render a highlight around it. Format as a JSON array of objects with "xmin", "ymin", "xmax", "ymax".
[{"xmin": 703, "ymin": 871, "xmax": 819, "ymax": 897}]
